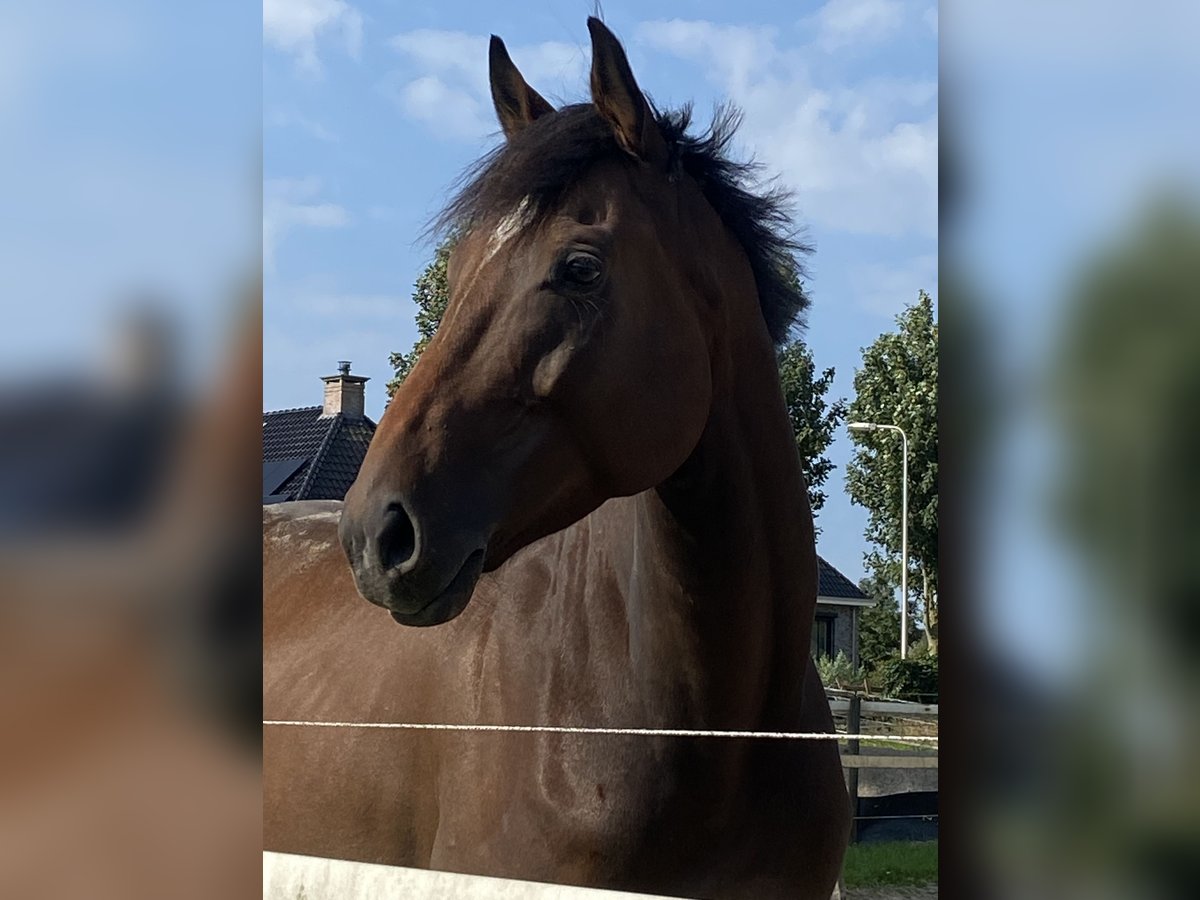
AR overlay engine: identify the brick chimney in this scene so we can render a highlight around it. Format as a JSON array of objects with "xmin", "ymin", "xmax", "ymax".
[{"xmin": 320, "ymin": 361, "xmax": 369, "ymax": 419}]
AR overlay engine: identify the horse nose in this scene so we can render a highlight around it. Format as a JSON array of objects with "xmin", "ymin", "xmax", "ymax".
[
  {"xmin": 377, "ymin": 502, "xmax": 418, "ymax": 572},
  {"xmin": 338, "ymin": 487, "xmax": 487, "ymax": 625},
  {"xmin": 339, "ymin": 496, "xmax": 420, "ymax": 578}
]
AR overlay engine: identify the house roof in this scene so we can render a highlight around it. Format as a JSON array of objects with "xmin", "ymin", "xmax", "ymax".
[
  {"xmin": 816, "ymin": 556, "xmax": 874, "ymax": 606},
  {"xmin": 262, "ymin": 406, "xmax": 376, "ymax": 503}
]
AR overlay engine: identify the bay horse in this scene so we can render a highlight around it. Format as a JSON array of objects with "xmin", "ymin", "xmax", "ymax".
[{"xmin": 264, "ymin": 18, "xmax": 849, "ymax": 899}]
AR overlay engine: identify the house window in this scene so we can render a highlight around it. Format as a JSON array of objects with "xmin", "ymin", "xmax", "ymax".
[{"xmin": 812, "ymin": 613, "xmax": 836, "ymax": 660}]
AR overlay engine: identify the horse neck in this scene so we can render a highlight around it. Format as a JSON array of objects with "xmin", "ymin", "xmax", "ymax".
[{"xmin": 626, "ymin": 314, "xmax": 818, "ymax": 728}]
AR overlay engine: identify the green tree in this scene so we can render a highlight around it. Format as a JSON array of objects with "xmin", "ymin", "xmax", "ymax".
[
  {"xmin": 777, "ymin": 340, "xmax": 847, "ymax": 521},
  {"xmin": 386, "ymin": 235, "xmax": 455, "ymax": 399},
  {"xmin": 855, "ymin": 573, "xmax": 922, "ymax": 673},
  {"xmin": 846, "ymin": 291, "xmax": 938, "ymax": 654}
]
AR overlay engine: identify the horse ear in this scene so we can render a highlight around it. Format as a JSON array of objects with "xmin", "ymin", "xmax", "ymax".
[
  {"xmin": 489, "ymin": 35, "xmax": 555, "ymax": 139},
  {"xmin": 587, "ymin": 17, "xmax": 668, "ymax": 164}
]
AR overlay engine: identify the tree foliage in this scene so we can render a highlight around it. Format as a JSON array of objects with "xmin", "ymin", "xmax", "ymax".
[
  {"xmin": 386, "ymin": 235, "xmax": 454, "ymax": 399},
  {"xmin": 777, "ymin": 340, "xmax": 847, "ymax": 520},
  {"xmin": 846, "ymin": 291, "xmax": 939, "ymax": 653},
  {"xmin": 874, "ymin": 656, "xmax": 938, "ymax": 702},
  {"xmin": 815, "ymin": 650, "xmax": 867, "ymax": 692},
  {"xmin": 388, "ymin": 242, "xmax": 847, "ymax": 524},
  {"xmin": 856, "ymin": 573, "xmax": 922, "ymax": 674}
]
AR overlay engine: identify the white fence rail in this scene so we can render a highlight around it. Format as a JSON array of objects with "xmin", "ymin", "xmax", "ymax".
[
  {"xmin": 263, "ymin": 853, "xmax": 685, "ymax": 900},
  {"xmin": 828, "ymin": 699, "xmax": 938, "ymax": 717}
]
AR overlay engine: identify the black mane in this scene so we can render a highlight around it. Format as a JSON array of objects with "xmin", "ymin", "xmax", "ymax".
[{"xmin": 434, "ymin": 103, "xmax": 811, "ymax": 343}]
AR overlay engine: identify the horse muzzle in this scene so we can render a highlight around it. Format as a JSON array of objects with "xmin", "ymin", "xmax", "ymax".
[{"xmin": 338, "ymin": 497, "xmax": 488, "ymax": 627}]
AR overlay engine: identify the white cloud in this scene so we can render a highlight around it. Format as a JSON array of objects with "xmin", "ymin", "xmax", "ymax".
[
  {"xmin": 379, "ymin": 73, "xmax": 490, "ymax": 141},
  {"xmin": 633, "ymin": 20, "xmax": 780, "ymax": 94},
  {"xmin": 810, "ymin": 0, "xmax": 906, "ymax": 51},
  {"xmin": 263, "ymin": 177, "xmax": 350, "ymax": 271},
  {"xmin": 851, "ymin": 254, "xmax": 937, "ymax": 316},
  {"xmin": 388, "ymin": 30, "xmax": 583, "ymax": 94},
  {"xmin": 263, "ymin": 0, "xmax": 363, "ymax": 76},
  {"xmin": 295, "ymin": 291, "xmax": 410, "ymax": 319},
  {"xmin": 383, "ymin": 30, "xmax": 585, "ymax": 141},
  {"xmin": 637, "ymin": 19, "xmax": 937, "ymax": 239},
  {"xmin": 387, "ymin": 30, "xmax": 483, "ymax": 81},
  {"xmin": 267, "ymin": 108, "xmax": 338, "ymax": 142}
]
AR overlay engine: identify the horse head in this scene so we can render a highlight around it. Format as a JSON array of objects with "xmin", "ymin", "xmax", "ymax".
[{"xmin": 339, "ymin": 19, "xmax": 802, "ymax": 626}]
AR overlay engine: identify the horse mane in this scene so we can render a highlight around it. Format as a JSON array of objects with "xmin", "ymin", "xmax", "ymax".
[{"xmin": 434, "ymin": 102, "xmax": 811, "ymax": 343}]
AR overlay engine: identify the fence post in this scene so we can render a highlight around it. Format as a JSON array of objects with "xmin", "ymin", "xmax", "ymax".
[{"xmin": 846, "ymin": 692, "xmax": 861, "ymax": 844}]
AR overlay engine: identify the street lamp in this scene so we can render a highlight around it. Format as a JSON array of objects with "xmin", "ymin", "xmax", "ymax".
[{"xmin": 848, "ymin": 421, "xmax": 910, "ymax": 659}]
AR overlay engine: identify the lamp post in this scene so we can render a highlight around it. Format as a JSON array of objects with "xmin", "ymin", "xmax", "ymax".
[{"xmin": 848, "ymin": 422, "xmax": 910, "ymax": 659}]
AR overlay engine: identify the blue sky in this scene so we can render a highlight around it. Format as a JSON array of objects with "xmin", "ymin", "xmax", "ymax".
[
  {"xmin": 264, "ymin": 0, "xmax": 939, "ymax": 586},
  {"xmin": 1, "ymin": 0, "xmax": 258, "ymax": 387}
]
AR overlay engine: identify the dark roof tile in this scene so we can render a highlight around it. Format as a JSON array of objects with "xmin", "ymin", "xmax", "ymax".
[
  {"xmin": 816, "ymin": 556, "xmax": 870, "ymax": 602},
  {"xmin": 262, "ymin": 406, "xmax": 376, "ymax": 503}
]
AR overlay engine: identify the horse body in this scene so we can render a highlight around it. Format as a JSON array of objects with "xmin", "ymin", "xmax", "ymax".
[
  {"xmin": 265, "ymin": 18, "xmax": 848, "ymax": 899},
  {"xmin": 266, "ymin": 493, "xmax": 847, "ymax": 897}
]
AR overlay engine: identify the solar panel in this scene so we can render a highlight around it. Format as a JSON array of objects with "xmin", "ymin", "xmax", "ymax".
[{"xmin": 262, "ymin": 456, "xmax": 309, "ymax": 500}]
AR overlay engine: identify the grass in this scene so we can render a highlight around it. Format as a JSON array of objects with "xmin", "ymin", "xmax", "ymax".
[
  {"xmin": 853, "ymin": 737, "xmax": 935, "ymax": 752},
  {"xmin": 842, "ymin": 840, "xmax": 938, "ymax": 888}
]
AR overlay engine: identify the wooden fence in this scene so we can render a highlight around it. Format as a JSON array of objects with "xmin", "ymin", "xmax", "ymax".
[{"xmin": 830, "ymin": 694, "xmax": 939, "ymax": 843}]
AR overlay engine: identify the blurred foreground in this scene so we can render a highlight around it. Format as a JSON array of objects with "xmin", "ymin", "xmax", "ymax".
[
  {"xmin": 0, "ymin": 2, "xmax": 260, "ymax": 897},
  {"xmin": 0, "ymin": 293, "xmax": 262, "ymax": 899},
  {"xmin": 946, "ymin": 1, "xmax": 1200, "ymax": 896}
]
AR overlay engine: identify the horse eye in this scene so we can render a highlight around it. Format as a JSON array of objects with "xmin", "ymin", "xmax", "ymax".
[{"xmin": 562, "ymin": 252, "xmax": 602, "ymax": 285}]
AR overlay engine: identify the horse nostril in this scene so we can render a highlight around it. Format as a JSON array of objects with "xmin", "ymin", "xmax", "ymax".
[{"xmin": 378, "ymin": 502, "xmax": 418, "ymax": 572}]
